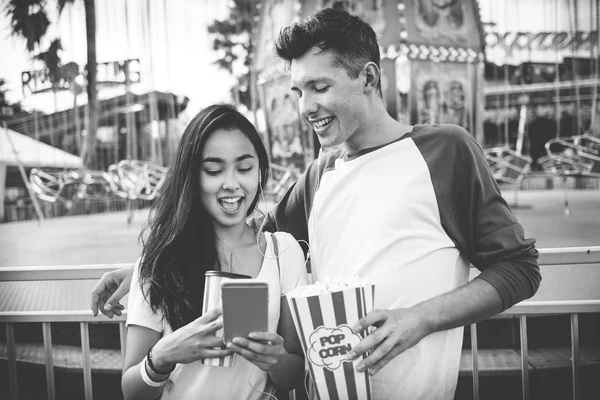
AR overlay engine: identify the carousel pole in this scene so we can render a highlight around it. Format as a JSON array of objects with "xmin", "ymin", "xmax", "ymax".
[
  {"xmin": 162, "ymin": 0, "xmax": 177, "ymax": 166},
  {"xmin": 250, "ymin": 1, "xmax": 260, "ymax": 128},
  {"xmin": 592, "ymin": 0, "xmax": 600, "ymax": 128},
  {"xmin": 3, "ymin": 121, "xmax": 45, "ymax": 224},
  {"xmin": 568, "ymin": 0, "xmax": 582, "ymax": 135},
  {"xmin": 123, "ymin": 0, "xmax": 136, "ymax": 226}
]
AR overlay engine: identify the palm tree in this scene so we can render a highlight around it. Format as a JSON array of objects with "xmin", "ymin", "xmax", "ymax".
[
  {"xmin": 5, "ymin": 0, "xmax": 98, "ymax": 169},
  {"xmin": 32, "ymin": 39, "xmax": 84, "ymax": 153},
  {"xmin": 208, "ymin": 0, "xmax": 258, "ymax": 121},
  {"xmin": 0, "ymin": 79, "xmax": 9, "ymax": 106},
  {"xmin": 0, "ymin": 78, "xmax": 24, "ymax": 115}
]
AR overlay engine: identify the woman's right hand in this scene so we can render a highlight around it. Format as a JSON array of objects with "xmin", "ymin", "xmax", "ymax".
[{"xmin": 151, "ymin": 307, "xmax": 232, "ymax": 370}]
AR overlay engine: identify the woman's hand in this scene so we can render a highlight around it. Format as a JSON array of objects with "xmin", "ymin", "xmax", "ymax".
[
  {"xmin": 151, "ymin": 307, "xmax": 232, "ymax": 370},
  {"xmin": 90, "ymin": 265, "xmax": 134, "ymax": 317},
  {"xmin": 226, "ymin": 331, "xmax": 288, "ymax": 372}
]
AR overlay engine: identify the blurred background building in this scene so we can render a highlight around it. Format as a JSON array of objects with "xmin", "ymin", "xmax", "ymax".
[
  {"xmin": 1, "ymin": 0, "xmax": 599, "ymax": 222},
  {"xmin": 0, "ymin": 2, "xmax": 599, "ymax": 400}
]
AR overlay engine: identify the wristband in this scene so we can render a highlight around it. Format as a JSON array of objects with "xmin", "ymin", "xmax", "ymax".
[
  {"xmin": 147, "ymin": 345, "xmax": 176, "ymax": 375},
  {"xmin": 140, "ymin": 357, "xmax": 168, "ymax": 387}
]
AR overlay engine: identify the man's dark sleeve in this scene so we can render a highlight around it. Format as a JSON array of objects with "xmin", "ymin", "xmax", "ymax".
[
  {"xmin": 249, "ymin": 155, "xmax": 332, "ymax": 256},
  {"xmin": 412, "ymin": 125, "xmax": 541, "ymax": 310}
]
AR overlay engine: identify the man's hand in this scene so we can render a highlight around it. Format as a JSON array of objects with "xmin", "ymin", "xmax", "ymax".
[
  {"xmin": 90, "ymin": 265, "xmax": 134, "ymax": 317},
  {"xmin": 346, "ymin": 308, "xmax": 432, "ymax": 376},
  {"xmin": 347, "ymin": 279, "xmax": 505, "ymax": 376}
]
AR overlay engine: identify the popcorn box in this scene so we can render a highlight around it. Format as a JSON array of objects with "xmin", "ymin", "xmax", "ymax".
[
  {"xmin": 286, "ymin": 281, "xmax": 375, "ymax": 400},
  {"xmin": 201, "ymin": 270, "xmax": 249, "ymax": 367}
]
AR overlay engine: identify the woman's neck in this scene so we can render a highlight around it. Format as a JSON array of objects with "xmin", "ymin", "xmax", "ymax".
[
  {"xmin": 214, "ymin": 222, "xmax": 264, "ymax": 276},
  {"xmin": 214, "ymin": 222, "xmax": 255, "ymax": 251}
]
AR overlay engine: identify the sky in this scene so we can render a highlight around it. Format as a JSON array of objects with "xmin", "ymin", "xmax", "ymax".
[
  {"xmin": 0, "ymin": 0, "xmax": 235, "ymax": 115},
  {"xmin": 0, "ymin": 0, "xmax": 597, "ymax": 115}
]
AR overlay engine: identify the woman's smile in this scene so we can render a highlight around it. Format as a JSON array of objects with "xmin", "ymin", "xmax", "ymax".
[{"xmin": 218, "ymin": 196, "xmax": 244, "ymax": 214}]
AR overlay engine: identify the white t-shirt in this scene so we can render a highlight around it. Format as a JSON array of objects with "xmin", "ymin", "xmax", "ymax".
[{"xmin": 126, "ymin": 231, "xmax": 308, "ymax": 400}]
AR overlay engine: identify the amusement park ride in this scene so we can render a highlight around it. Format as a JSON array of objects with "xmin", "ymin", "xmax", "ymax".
[
  {"xmin": 480, "ymin": 0, "xmax": 600, "ymax": 214},
  {"xmin": 28, "ymin": 160, "xmax": 168, "ymax": 224},
  {"xmin": 3, "ymin": 0, "xmax": 600, "ymax": 225},
  {"xmin": 1, "ymin": 3, "xmax": 600, "ymax": 400}
]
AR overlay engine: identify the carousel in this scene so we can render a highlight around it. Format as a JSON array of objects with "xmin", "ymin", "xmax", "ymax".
[{"xmin": 252, "ymin": 0, "xmax": 600, "ymax": 212}]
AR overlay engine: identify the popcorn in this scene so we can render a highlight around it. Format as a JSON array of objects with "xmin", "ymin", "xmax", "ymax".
[
  {"xmin": 286, "ymin": 277, "xmax": 375, "ymax": 400},
  {"xmin": 286, "ymin": 276, "xmax": 373, "ymax": 297}
]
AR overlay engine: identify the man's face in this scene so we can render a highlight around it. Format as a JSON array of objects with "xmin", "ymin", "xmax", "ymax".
[{"xmin": 290, "ymin": 47, "xmax": 366, "ymax": 149}]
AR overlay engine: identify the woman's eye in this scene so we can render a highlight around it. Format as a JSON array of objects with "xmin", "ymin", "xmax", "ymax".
[
  {"xmin": 238, "ymin": 167, "xmax": 252, "ymax": 173},
  {"xmin": 205, "ymin": 170, "xmax": 221, "ymax": 176},
  {"xmin": 315, "ymin": 86, "xmax": 329, "ymax": 93}
]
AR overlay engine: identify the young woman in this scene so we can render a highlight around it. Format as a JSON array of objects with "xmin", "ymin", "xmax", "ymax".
[{"xmin": 121, "ymin": 104, "xmax": 308, "ymax": 400}]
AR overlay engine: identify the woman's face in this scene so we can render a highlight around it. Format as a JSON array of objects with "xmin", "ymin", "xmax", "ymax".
[{"xmin": 199, "ymin": 128, "xmax": 260, "ymax": 230}]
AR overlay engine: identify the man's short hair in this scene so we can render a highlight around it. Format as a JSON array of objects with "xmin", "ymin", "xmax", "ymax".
[{"xmin": 275, "ymin": 8, "xmax": 382, "ymax": 97}]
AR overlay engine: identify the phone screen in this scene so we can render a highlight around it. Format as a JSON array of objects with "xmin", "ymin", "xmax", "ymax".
[{"xmin": 221, "ymin": 280, "xmax": 269, "ymax": 343}]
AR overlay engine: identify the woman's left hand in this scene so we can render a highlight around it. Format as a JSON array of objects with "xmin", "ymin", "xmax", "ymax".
[{"xmin": 226, "ymin": 332, "xmax": 287, "ymax": 372}]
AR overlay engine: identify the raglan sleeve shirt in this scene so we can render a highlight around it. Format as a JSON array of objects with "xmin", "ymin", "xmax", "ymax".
[
  {"xmin": 256, "ymin": 125, "xmax": 541, "ymax": 312},
  {"xmin": 411, "ymin": 124, "xmax": 541, "ymax": 310}
]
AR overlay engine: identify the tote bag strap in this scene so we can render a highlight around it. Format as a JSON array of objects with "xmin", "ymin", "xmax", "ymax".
[{"xmin": 271, "ymin": 233, "xmax": 281, "ymax": 279}]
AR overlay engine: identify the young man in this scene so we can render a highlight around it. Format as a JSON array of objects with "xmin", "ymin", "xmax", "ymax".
[{"xmin": 92, "ymin": 8, "xmax": 540, "ymax": 400}]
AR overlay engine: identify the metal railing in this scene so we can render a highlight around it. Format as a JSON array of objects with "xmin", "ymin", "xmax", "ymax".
[
  {"xmin": 0, "ymin": 264, "xmax": 130, "ymax": 400},
  {"xmin": 469, "ymin": 246, "xmax": 600, "ymax": 400},
  {"xmin": 2, "ymin": 197, "xmax": 153, "ymax": 223},
  {"xmin": 1, "ymin": 247, "xmax": 599, "ymax": 400}
]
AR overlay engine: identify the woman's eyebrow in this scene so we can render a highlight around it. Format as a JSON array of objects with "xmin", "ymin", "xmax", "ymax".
[{"xmin": 202, "ymin": 154, "xmax": 255, "ymax": 163}]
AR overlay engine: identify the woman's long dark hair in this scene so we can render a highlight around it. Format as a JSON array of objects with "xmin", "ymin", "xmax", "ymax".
[{"xmin": 138, "ymin": 104, "xmax": 270, "ymax": 331}]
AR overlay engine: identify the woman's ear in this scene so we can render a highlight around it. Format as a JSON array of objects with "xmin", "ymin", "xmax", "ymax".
[{"xmin": 363, "ymin": 62, "xmax": 381, "ymax": 94}]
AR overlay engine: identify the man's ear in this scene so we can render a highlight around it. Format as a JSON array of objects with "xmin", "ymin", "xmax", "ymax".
[{"xmin": 362, "ymin": 62, "xmax": 381, "ymax": 94}]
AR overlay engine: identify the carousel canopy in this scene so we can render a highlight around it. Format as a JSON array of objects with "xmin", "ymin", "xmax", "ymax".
[{"xmin": 0, "ymin": 128, "xmax": 83, "ymax": 169}]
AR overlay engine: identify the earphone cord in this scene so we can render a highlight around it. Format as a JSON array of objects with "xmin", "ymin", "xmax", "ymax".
[
  {"xmin": 255, "ymin": 176, "xmax": 312, "ymax": 288},
  {"xmin": 247, "ymin": 363, "xmax": 314, "ymax": 400},
  {"xmin": 247, "ymin": 364, "xmax": 278, "ymax": 400}
]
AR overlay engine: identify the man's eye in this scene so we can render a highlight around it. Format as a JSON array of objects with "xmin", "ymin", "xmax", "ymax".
[{"xmin": 315, "ymin": 86, "xmax": 329, "ymax": 93}]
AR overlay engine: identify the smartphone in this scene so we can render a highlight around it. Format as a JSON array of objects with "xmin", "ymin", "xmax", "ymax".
[{"xmin": 221, "ymin": 279, "xmax": 269, "ymax": 343}]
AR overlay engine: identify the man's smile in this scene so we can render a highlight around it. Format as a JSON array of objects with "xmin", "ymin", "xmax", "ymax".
[{"xmin": 311, "ymin": 116, "xmax": 335, "ymax": 132}]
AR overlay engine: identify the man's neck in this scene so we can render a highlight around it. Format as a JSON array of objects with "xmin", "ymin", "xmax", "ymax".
[{"xmin": 344, "ymin": 102, "xmax": 413, "ymax": 154}]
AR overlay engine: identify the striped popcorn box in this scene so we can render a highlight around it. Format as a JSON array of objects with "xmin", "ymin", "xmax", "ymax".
[
  {"xmin": 286, "ymin": 281, "xmax": 375, "ymax": 400},
  {"xmin": 201, "ymin": 270, "xmax": 249, "ymax": 367}
]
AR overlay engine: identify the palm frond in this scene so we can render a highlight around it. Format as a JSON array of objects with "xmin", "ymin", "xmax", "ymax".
[
  {"xmin": 5, "ymin": 0, "xmax": 51, "ymax": 51},
  {"xmin": 57, "ymin": 0, "xmax": 76, "ymax": 15},
  {"xmin": 33, "ymin": 38, "xmax": 63, "ymax": 84}
]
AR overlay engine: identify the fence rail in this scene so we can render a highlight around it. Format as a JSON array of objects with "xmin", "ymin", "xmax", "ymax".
[
  {"xmin": 1, "ymin": 247, "xmax": 599, "ymax": 400},
  {"xmin": 2, "ymin": 197, "xmax": 153, "ymax": 223},
  {"xmin": 469, "ymin": 246, "xmax": 600, "ymax": 400}
]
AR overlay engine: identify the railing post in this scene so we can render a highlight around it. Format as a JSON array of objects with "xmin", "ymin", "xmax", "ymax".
[
  {"xmin": 80, "ymin": 322, "xmax": 93, "ymax": 400},
  {"xmin": 119, "ymin": 321, "xmax": 127, "ymax": 360},
  {"xmin": 470, "ymin": 323, "xmax": 480, "ymax": 400},
  {"xmin": 42, "ymin": 322, "xmax": 56, "ymax": 400},
  {"xmin": 6, "ymin": 322, "xmax": 19, "ymax": 400},
  {"xmin": 571, "ymin": 313, "xmax": 580, "ymax": 400},
  {"xmin": 519, "ymin": 315, "xmax": 530, "ymax": 400}
]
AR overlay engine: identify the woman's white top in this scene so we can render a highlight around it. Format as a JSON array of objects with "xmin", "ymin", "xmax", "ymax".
[{"xmin": 126, "ymin": 231, "xmax": 308, "ymax": 400}]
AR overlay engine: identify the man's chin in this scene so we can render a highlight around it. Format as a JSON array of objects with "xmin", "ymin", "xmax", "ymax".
[{"xmin": 317, "ymin": 136, "xmax": 344, "ymax": 150}]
